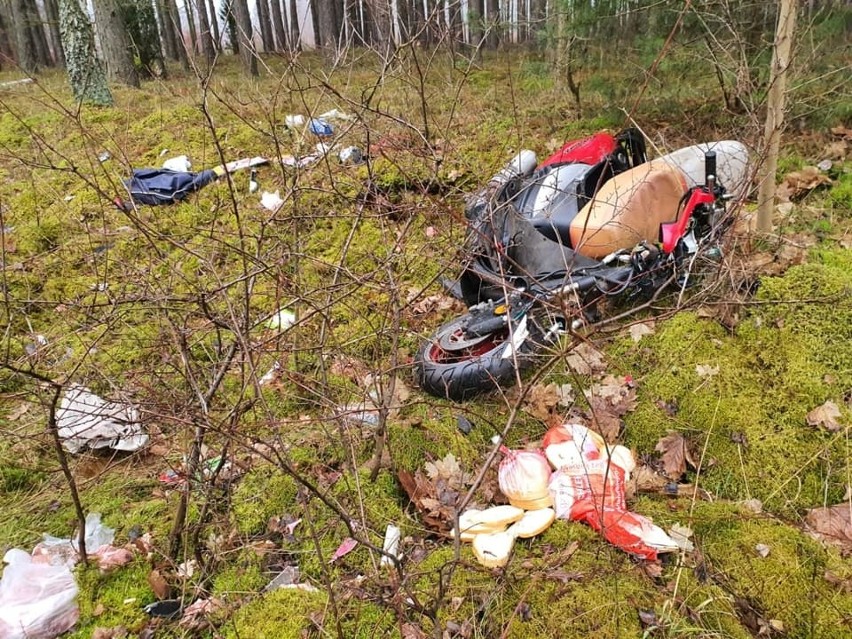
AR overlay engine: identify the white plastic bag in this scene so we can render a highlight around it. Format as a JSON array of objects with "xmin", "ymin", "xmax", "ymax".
[
  {"xmin": 162, "ymin": 155, "xmax": 192, "ymax": 172},
  {"xmin": 57, "ymin": 385, "xmax": 148, "ymax": 453},
  {"xmin": 0, "ymin": 549, "xmax": 79, "ymax": 639},
  {"xmin": 33, "ymin": 513, "xmax": 115, "ymax": 567}
]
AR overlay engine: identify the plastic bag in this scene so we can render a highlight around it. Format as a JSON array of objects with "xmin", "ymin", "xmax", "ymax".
[
  {"xmin": 56, "ymin": 385, "xmax": 148, "ymax": 453},
  {"xmin": 0, "ymin": 549, "xmax": 79, "ymax": 639},
  {"xmin": 545, "ymin": 423, "xmax": 677, "ymax": 560},
  {"xmin": 32, "ymin": 513, "xmax": 132, "ymax": 572}
]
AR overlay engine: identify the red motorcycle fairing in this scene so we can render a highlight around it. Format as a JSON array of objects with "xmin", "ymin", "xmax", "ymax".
[{"xmin": 539, "ymin": 133, "xmax": 619, "ymax": 169}]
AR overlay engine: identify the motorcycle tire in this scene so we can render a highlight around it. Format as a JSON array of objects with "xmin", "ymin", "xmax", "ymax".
[{"xmin": 414, "ymin": 313, "xmax": 547, "ymax": 401}]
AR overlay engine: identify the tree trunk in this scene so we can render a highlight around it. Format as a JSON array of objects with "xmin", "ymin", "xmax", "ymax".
[
  {"xmin": 756, "ymin": 0, "xmax": 798, "ymax": 232},
  {"xmin": 194, "ymin": 0, "xmax": 215, "ymax": 63},
  {"xmin": 58, "ymin": 0, "xmax": 113, "ymax": 105},
  {"xmin": 231, "ymin": 0, "xmax": 257, "ymax": 74},
  {"xmin": 10, "ymin": 0, "xmax": 39, "ymax": 72},
  {"xmin": 269, "ymin": 0, "xmax": 286, "ymax": 49},
  {"xmin": 287, "ymin": 0, "xmax": 300, "ymax": 49},
  {"xmin": 314, "ymin": 0, "xmax": 339, "ymax": 48},
  {"xmin": 92, "ymin": 0, "xmax": 140, "ymax": 86},
  {"xmin": 25, "ymin": 0, "xmax": 53, "ymax": 66},
  {"xmin": 207, "ymin": 0, "xmax": 220, "ymax": 49},
  {"xmin": 257, "ymin": 0, "xmax": 275, "ymax": 51},
  {"xmin": 529, "ymin": 0, "xmax": 544, "ymax": 44},
  {"xmin": 222, "ymin": 0, "xmax": 240, "ymax": 53},
  {"xmin": 184, "ymin": 0, "xmax": 198, "ymax": 53},
  {"xmin": 368, "ymin": 0, "xmax": 392, "ymax": 46},
  {"xmin": 157, "ymin": 0, "xmax": 178, "ymax": 59},
  {"xmin": 43, "ymin": 0, "xmax": 66, "ymax": 66},
  {"xmin": 484, "ymin": 0, "xmax": 498, "ymax": 47},
  {"xmin": 0, "ymin": 10, "xmax": 15, "ymax": 69},
  {"xmin": 168, "ymin": 0, "xmax": 190, "ymax": 67}
]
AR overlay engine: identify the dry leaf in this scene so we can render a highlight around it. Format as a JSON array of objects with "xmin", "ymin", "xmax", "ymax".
[
  {"xmin": 628, "ymin": 322, "xmax": 655, "ymax": 342},
  {"xmin": 830, "ymin": 125, "xmax": 852, "ymax": 139},
  {"xmin": 92, "ymin": 628, "xmax": 128, "ymax": 639},
  {"xmin": 655, "ymin": 432, "xmax": 695, "ymax": 480},
  {"xmin": 566, "ymin": 342, "xmax": 608, "ymax": 375},
  {"xmin": 524, "ymin": 382, "xmax": 560, "ymax": 420},
  {"xmin": 824, "ymin": 570, "xmax": 852, "ymax": 592},
  {"xmin": 777, "ymin": 166, "xmax": 832, "ymax": 202},
  {"xmin": 329, "ymin": 355, "xmax": 370, "ymax": 385},
  {"xmin": 805, "ymin": 503, "xmax": 852, "ymax": 548},
  {"xmin": 424, "ymin": 453, "xmax": 470, "ymax": 488},
  {"xmin": 586, "ymin": 396, "xmax": 622, "ymax": 442},
  {"xmin": 401, "ymin": 623, "xmax": 430, "ymax": 639},
  {"xmin": 410, "ymin": 293, "xmax": 461, "ymax": 315},
  {"xmin": 806, "ymin": 400, "xmax": 842, "ymax": 432},
  {"xmin": 147, "ymin": 569, "xmax": 170, "ymax": 600},
  {"xmin": 755, "ymin": 543, "xmax": 771, "ymax": 558},
  {"xmin": 740, "ymin": 498, "xmax": 763, "ymax": 514}
]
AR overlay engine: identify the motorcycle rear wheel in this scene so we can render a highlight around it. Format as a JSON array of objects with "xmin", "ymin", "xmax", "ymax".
[{"xmin": 414, "ymin": 313, "xmax": 546, "ymax": 401}]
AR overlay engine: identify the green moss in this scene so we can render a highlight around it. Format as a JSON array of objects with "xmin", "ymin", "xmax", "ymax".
[
  {"xmin": 222, "ymin": 588, "xmax": 327, "ymax": 638},
  {"xmin": 213, "ymin": 551, "xmax": 267, "ymax": 598},
  {"xmin": 232, "ymin": 465, "xmax": 299, "ymax": 535},
  {"xmin": 67, "ymin": 561, "xmax": 152, "ymax": 639}
]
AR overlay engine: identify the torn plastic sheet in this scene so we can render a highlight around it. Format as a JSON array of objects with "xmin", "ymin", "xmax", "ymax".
[
  {"xmin": 0, "ymin": 550, "xmax": 79, "ymax": 639},
  {"xmin": 57, "ymin": 385, "xmax": 148, "ymax": 453}
]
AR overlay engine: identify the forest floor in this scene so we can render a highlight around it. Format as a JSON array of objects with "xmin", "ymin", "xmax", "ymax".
[{"xmin": 0, "ymin": 45, "xmax": 851, "ymax": 639}]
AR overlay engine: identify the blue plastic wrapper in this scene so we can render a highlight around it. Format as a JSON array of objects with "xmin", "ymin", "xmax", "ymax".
[{"xmin": 309, "ymin": 118, "xmax": 334, "ymax": 137}]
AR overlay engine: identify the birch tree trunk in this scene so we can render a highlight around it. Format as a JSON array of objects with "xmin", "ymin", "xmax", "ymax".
[
  {"xmin": 58, "ymin": 0, "xmax": 113, "ymax": 105},
  {"xmin": 756, "ymin": 0, "xmax": 798, "ymax": 232}
]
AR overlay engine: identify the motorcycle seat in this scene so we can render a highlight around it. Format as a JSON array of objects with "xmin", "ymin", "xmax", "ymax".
[{"xmin": 569, "ymin": 161, "xmax": 688, "ymax": 259}]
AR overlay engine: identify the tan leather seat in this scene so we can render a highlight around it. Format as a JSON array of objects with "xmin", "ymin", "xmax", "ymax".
[{"xmin": 570, "ymin": 161, "xmax": 688, "ymax": 258}]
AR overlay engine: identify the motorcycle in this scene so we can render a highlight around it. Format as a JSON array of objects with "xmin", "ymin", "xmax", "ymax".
[{"xmin": 414, "ymin": 133, "xmax": 749, "ymax": 401}]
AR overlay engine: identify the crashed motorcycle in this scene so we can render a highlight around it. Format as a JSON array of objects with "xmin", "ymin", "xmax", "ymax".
[{"xmin": 414, "ymin": 133, "xmax": 749, "ymax": 401}]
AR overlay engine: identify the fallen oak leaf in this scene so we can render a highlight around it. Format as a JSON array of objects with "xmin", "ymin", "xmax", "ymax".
[
  {"xmin": 806, "ymin": 400, "xmax": 843, "ymax": 432},
  {"xmin": 147, "ymin": 569, "xmax": 170, "ymax": 600},
  {"xmin": 628, "ymin": 322, "xmax": 655, "ymax": 342},
  {"xmin": 655, "ymin": 431, "xmax": 696, "ymax": 480},
  {"xmin": 805, "ymin": 503, "xmax": 852, "ymax": 548}
]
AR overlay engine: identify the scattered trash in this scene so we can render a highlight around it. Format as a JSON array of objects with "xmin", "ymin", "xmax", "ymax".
[
  {"xmin": 57, "ymin": 385, "xmax": 148, "ymax": 453},
  {"xmin": 338, "ymin": 401, "xmax": 380, "ymax": 427},
  {"xmin": 280, "ymin": 154, "xmax": 320, "ymax": 169},
  {"xmin": 248, "ymin": 169, "xmax": 259, "ymax": 193},
  {"xmin": 0, "ymin": 549, "xmax": 79, "ymax": 639},
  {"xmin": 318, "ymin": 109, "xmax": 355, "ymax": 122},
  {"xmin": 668, "ymin": 523, "xmax": 695, "ymax": 552},
  {"xmin": 308, "ymin": 119, "xmax": 334, "ymax": 137},
  {"xmin": 33, "ymin": 513, "xmax": 133, "ymax": 572},
  {"xmin": 338, "ymin": 146, "xmax": 363, "ymax": 165},
  {"xmin": 98, "ymin": 151, "xmax": 111, "ymax": 163},
  {"xmin": 498, "ymin": 446, "xmax": 552, "ymax": 510},
  {"xmin": 258, "ymin": 361, "xmax": 282, "ymax": 386},
  {"xmin": 266, "ymin": 308, "xmax": 296, "ymax": 331},
  {"xmin": 545, "ymin": 423, "xmax": 677, "ymax": 560},
  {"xmin": 117, "ymin": 168, "xmax": 218, "ymax": 209},
  {"xmin": 263, "ymin": 565, "xmax": 300, "ymax": 591},
  {"xmin": 116, "ymin": 157, "xmax": 267, "ymax": 209},
  {"xmin": 755, "ymin": 543, "xmax": 771, "ymax": 558},
  {"xmin": 817, "ymin": 159, "xmax": 833, "ymax": 172},
  {"xmin": 162, "ymin": 155, "xmax": 191, "ymax": 172},
  {"xmin": 216, "ymin": 157, "xmax": 269, "ymax": 174},
  {"xmin": 330, "ymin": 537, "xmax": 358, "ymax": 563},
  {"xmin": 456, "ymin": 414, "xmax": 473, "ymax": 435},
  {"xmin": 284, "ymin": 114, "xmax": 306, "ymax": 129},
  {"xmin": 380, "ymin": 525, "xmax": 401, "ymax": 567},
  {"xmin": 260, "ymin": 190, "xmax": 285, "ymax": 212},
  {"xmin": 143, "ymin": 599, "xmax": 182, "ymax": 618}
]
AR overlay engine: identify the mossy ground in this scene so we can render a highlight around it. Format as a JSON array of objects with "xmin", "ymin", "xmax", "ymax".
[{"xmin": 0, "ymin": 37, "xmax": 850, "ymax": 639}]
